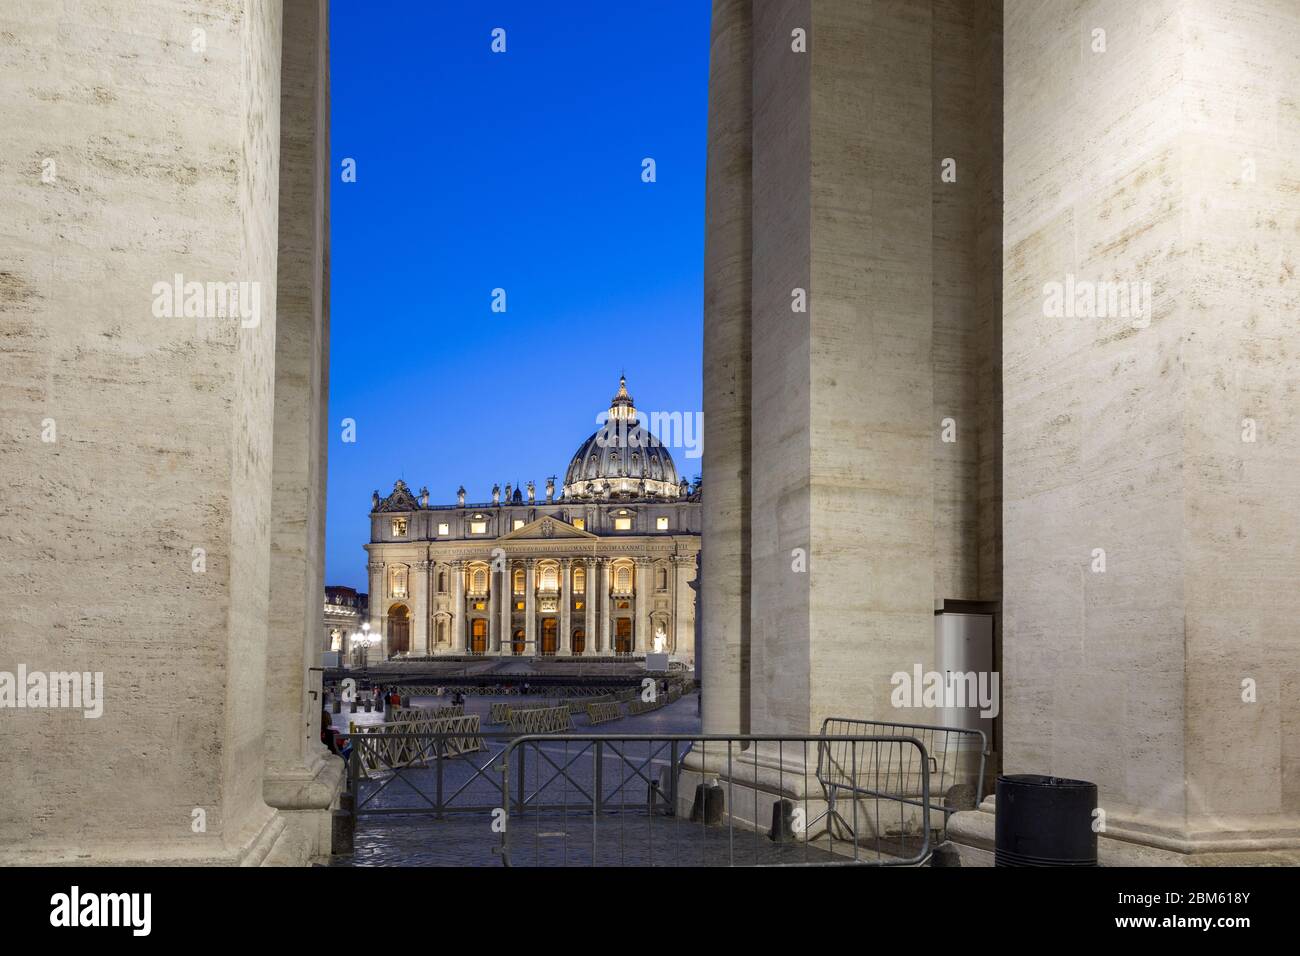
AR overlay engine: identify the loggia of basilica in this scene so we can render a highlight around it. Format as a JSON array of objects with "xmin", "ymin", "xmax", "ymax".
[{"xmin": 364, "ymin": 378, "xmax": 701, "ymax": 664}]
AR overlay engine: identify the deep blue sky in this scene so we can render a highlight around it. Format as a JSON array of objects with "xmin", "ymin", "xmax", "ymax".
[{"xmin": 326, "ymin": 1, "xmax": 710, "ymax": 591}]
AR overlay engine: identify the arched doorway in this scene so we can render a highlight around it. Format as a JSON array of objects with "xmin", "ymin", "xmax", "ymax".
[
  {"xmin": 470, "ymin": 618, "xmax": 487, "ymax": 655},
  {"xmin": 614, "ymin": 617, "xmax": 632, "ymax": 654},
  {"xmin": 512, "ymin": 628, "xmax": 526, "ymax": 656},
  {"xmin": 572, "ymin": 628, "xmax": 586, "ymax": 655},
  {"xmin": 541, "ymin": 618, "xmax": 558, "ymax": 656},
  {"xmin": 387, "ymin": 604, "xmax": 410, "ymax": 656}
]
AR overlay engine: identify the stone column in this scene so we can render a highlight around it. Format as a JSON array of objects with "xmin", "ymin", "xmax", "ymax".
[
  {"xmin": 412, "ymin": 559, "xmax": 430, "ymax": 656},
  {"xmin": 1002, "ymin": 0, "xmax": 1300, "ymax": 852},
  {"xmin": 559, "ymin": 557, "xmax": 572, "ymax": 655},
  {"xmin": 367, "ymin": 560, "xmax": 385, "ymax": 655},
  {"xmin": 745, "ymin": 0, "xmax": 938, "ymax": 736},
  {"xmin": 487, "ymin": 562, "xmax": 501, "ymax": 655},
  {"xmin": 523, "ymin": 558, "xmax": 537, "ymax": 655},
  {"xmin": 600, "ymin": 560, "xmax": 612, "ymax": 654},
  {"xmin": 261, "ymin": 0, "xmax": 341, "ymax": 864},
  {"xmin": 634, "ymin": 557, "xmax": 650, "ymax": 654},
  {"xmin": 701, "ymin": 0, "xmax": 752, "ymax": 734},
  {"xmin": 0, "ymin": 0, "xmax": 332, "ymax": 865},
  {"xmin": 450, "ymin": 560, "xmax": 465, "ymax": 654},
  {"xmin": 584, "ymin": 558, "xmax": 597, "ymax": 655},
  {"xmin": 498, "ymin": 561, "xmax": 512, "ymax": 655}
]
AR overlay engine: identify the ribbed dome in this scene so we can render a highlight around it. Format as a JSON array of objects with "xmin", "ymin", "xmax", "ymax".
[{"xmin": 562, "ymin": 377, "xmax": 682, "ymax": 500}]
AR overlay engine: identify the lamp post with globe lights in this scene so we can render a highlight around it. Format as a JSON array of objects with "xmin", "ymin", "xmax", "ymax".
[{"xmin": 352, "ymin": 621, "xmax": 379, "ymax": 669}]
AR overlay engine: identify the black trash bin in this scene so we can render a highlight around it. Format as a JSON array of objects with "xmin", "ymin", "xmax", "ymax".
[{"xmin": 995, "ymin": 774, "xmax": 1098, "ymax": 866}]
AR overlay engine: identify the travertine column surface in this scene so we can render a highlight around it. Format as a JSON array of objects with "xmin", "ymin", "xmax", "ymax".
[
  {"xmin": 1002, "ymin": 0, "xmax": 1300, "ymax": 846},
  {"xmin": 701, "ymin": 0, "xmax": 753, "ymax": 733},
  {"xmin": 0, "ymin": 0, "xmax": 300, "ymax": 864}
]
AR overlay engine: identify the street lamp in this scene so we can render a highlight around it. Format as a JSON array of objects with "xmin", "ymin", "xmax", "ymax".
[{"xmin": 351, "ymin": 621, "xmax": 378, "ymax": 669}]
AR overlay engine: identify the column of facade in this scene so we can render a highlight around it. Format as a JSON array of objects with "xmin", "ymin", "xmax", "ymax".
[
  {"xmin": 487, "ymin": 563, "xmax": 501, "ymax": 656},
  {"xmin": 584, "ymin": 558, "xmax": 597, "ymax": 655},
  {"xmin": 450, "ymin": 560, "xmax": 465, "ymax": 653},
  {"xmin": 668, "ymin": 555, "xmax": 680, "ymax": 654},
  {"xmin": 634, "ymin": 557, "xmax": 650, "ymax": 654},
  {"xmin": 412, "ymin": 559, "xmax": 430, "ymax": 656},
  {"xmin": 367, "ymin": 560, "xmax": 385, "ymax": 658},
  {"xmin": 498, "ymin": 561, "xmax": 511, "ymax": 654},
  {"xmin": 599, "ymin": 560, "xmax": 612, "ymax": 654},
  {"xmin": 523, "ymin": 558, "xmax": 537, "ymax": 656},
  {"xmin": 559, "ymin": 558, "xmax": 572, "ymax": 655}
]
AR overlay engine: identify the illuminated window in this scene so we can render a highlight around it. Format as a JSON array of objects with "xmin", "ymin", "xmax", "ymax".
[
  {"xmin": 471, "ymin": 567, "xmax": 487, "ymax": 593},
  {"xmin": 437, "ymin": 522, "xmax": 450, "ymax": 535},
  {"xmin": 513, "ymin": 569, "xmax": 524, "ymax": 593},
  {"xmin": 391, "ymin": 517, "xmax": 408, "ymax": 536},
  {"xmin": 575, "ymin": 601, "xmax": 584, "ymax": 611},
  {"xmin": 513, "ymin": 519, "xmax": 525, "ymax": 530},
  {"xmin": 573, "ymin": 566, "xmax": 586, "ymax": 594},
  {"xmin": 573, "ymin": 518, "xmax": 585, "ymax": 530},
  {"xmin": 656, "ymin": 516, "xmax": 669, "ymax": 530},
  {"xmin": 540, "ymin": 565, "xmax": 557, "ymax": 590},
  {"xmin": 615, "ymin": 565, "xmax": 632, "ymax": 591},
  {"xmin": 389, "ymin": 565, "xmax": 408, "ymax": 599},
  {"xmin": 470, "ymin": 520, "xmax": 487, "ymax": 534},
  {"xmin": 614, "ymin": 517, "xmax": 632, "ymax": 531},
  {"xmin": 515, "ymin": 601, "xmax": 525, "ymax": 611}
]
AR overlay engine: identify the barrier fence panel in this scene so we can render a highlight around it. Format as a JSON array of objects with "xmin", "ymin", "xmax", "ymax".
[
  {"xmin": 497, "ymin": 733, "xmax": 931, "ymax": 867},
  {"xmin": 507, "ymin": 706, "xmax": 573, "ymax": 736},
  {"xmin": 349, "ymin": 730, "xmax": 513, "ymax": 818},
  {"xmin": 818, "ymin": 717, "xmax": 987, "ymax": 838}
]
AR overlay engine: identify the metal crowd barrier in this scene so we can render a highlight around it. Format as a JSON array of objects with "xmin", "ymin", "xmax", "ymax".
[
  {"xmin": 348, "ymin": 729, "xmax": 513, "ymax": 818},
  {"xmin": 508, "ymin": 705, "xmax": 573, "ymax": 735},
  {"xmin": 585, "ymin": 701, "xmax": 622, "ymax": 725},
  {"xmin": 816, "ymin": 717, "xmax": 987, "ymax": 839},
  {"xmin": 389, "ymin": 704, "xmax": 463, "ymax": 722},
  {"xmin": 498, "ymin": 733, "xmax": 931, "ymax": 867},
  {"xmin": 349, "ymin": 715, "xmax": 484, "ymax": 778}
]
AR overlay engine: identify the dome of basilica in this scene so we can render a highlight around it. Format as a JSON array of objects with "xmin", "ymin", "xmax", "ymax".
[{"xmin": 561, "ymin": 377, "xmax": 684, "ymax": 500}]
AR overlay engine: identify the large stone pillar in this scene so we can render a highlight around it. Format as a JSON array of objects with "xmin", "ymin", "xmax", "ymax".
[
  {"xmin": 0, "ymin": 0, "xmax": 336, "ymax": 865},
  {"xmin": 599, "ymin": 560, "xmax": 612, "ymax": 654},
  {"xmin": 261, "ymin": 1, "xmax": 338, "ymax": 862},
  {"xmin": 498, "ymin": 562, "xmax": 512, "ymax": 655},
  {"xmin": 584, "ymin": 558, "xmax": 597, "ymax": 654},
  {"xmin": 559, "ymin": 558, "xmax": 572, "ymax": 655},
  {"xmin": 367, "ymin": 560, "xmax": 383, "ymax": 631},
  {"xmin": 1002, "ymin": 0, "xmax": 1300, "ymax": 852},
  {"xmin": 412, "ymin": 559, "xmax": 430, "ymax": 656},
  {"xmin": 701, "ymin": 0, "xmax": 753, "ymax": 734},
  {"xmin": 523, "ymin": 559, "xmax": 536, "ymax": 656},
  {"xmin": 487, "ymin": 563, "xmax": 501, "ymax": 655},
  {"xmin": 633, "ymin": 558, "xmax": 650, "ymax": 655},
  {"xmin": 450, "ymin": 560, "xmax": 465, "ymax": 654},
  {"xmin": 746, "ymin": 0, "xmax": 937, "ymax": 736}
]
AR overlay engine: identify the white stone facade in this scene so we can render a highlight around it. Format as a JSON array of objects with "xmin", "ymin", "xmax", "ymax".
[{"xmin": 364, "ymin": 380, "xmax": 702, "ymax": 664}]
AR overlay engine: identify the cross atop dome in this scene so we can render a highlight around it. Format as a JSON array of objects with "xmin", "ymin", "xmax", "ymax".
[{"xmin": 608, "ymin": 374, "xmax": 637, "ymax": 423}]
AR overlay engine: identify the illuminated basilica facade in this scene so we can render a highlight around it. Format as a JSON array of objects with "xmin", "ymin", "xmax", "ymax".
[{"xmin": 364, "ymin": 378, "xmax": 701, "ymax": 664}]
